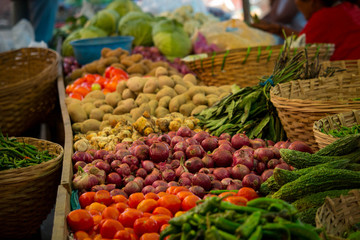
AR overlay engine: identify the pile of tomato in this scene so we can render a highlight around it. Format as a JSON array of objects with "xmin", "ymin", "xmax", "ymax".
[
  {"xmin": 67, "ymin": 187, "xmax": 259, "ymax": 240},
  {"xmin": 66, "ymin": 67, "xmax": 128, "ymax": 100}
]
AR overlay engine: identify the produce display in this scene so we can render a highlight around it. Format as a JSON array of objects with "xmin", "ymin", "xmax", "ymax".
[{"xmin": 321, "ymin": 124, "xmax": 360, "ymax": 138}]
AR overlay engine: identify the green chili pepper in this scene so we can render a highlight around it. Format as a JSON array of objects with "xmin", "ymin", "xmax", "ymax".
[
  {"xmin": 220, "ymin": 201, "xmax": 267, "ymax": 214},
  {"xmin": 236, "ymin": 211, "xmax": 262, "ymax": 238},
  {"xmin": 211, "ymin": 217, "xmax": 241, "ymax": 233},
  {"xmin": 249, "ymin": 226, "xmax": 262, "ymax": 240},
  {"xmin": 159, "ymin": 225, "xmax": 180, "ymax": 240}
]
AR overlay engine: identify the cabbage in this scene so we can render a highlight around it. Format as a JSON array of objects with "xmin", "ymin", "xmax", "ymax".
[
  {"xmin": 106, "ymin": 0, "xmax": 142, "ymax": 17},
  {"xmin": 118, "ymin": 12, "xmax": 154, "ymax": 46},
  {"xmin": 86, "ymin": 9, "xmax": 120, "ymax": 35},
  {"xmin": 152, "ymin": 19, "xmax": 192, "ymax": 60},
  {"xmin": 79, "ymin": 26, "xmax": 107, "ymax": 39}
]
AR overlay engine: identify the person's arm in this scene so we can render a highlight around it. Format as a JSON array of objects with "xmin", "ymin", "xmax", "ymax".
[
  {"xmin": 251, "ymin": 21, "xmax": 299, "ymax": 38},
  {"xmin": 267, "ymin": 0, "xmax": 300, "ymax": 24}
]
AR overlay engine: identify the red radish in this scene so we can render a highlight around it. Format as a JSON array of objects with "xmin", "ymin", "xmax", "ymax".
[
  {"xmin": 275, "ymin": 163, "xmax": 291, "ymax": 171},
  {"xmin": 72, "ymin": 151, "xmax": 93, "ymax": 163},
  {"xmin": 280, "ymin": 140, "xmax": 291, "ymax": 149},
  {"xmin": 199, "ymin": 168, "xmax": 211, "ymax": 174},
  {"xmin": 103, "ymin": 153, "xmax": 115, "ymax": 163},
  {"xmin": 171, "ymin": 136, "xmax": 184, "ymax": 147},
  {"xmin": 106, "ymin": 172, "xmax": 122, "ymax": 187},
  {"xmin": 115, "ymin": 149, "xmax": 131, "ymax": 161},
  {"xmin": 115, "ymin": 142, "xmax": 130, "ymax": 151},
  {"xmin": 173, "ymin": 151, "xmax": 186, "ymax": 160},
  {"xmin": 185, "ymin": 157, "xmax": 204, "ymax": 173},
  {"xmin": 94, "ymin": 149, "xmax": 108, "ymax": 160},
  {"xmin": 250, "ymin": 139, "xmax": 265, "ymax": 149},
  {"xmin": 219, "ymin": 133, "xmax": 231, "ymax": 141},
  {"xmin": 266, "ymin": 140, "xmax": 275, "ymax": 146},
  {"xmin": 141, "ymin": 160, "xmax": 155, "ymax": 173},
  {"xmin": 152, "ymin": 180, "xmax": 168, "ymax": 188},
  {"xmin": 134, "ymin": 177, "xmax": 144, "ymax": 189},
  {"xmin": 176, "ymin": 126, "xmax": 192, "ymax": 137},
  {"xmin": 95, "ymin": 161, "xmax": 111, "ymax": 174},
  {"xmin": 168, "ymin": 131, "xmax": 176, "ymax": 138},
  {"xmin": 168, "ymin": 181, "xmax": 179, "ymax": 187},
  {"xmin": 158, "ymin": 134, "xmax": 171, "ymax": 144},
  {"xmin": 213, "ymin": 168, "xmax": 230, "ymax": 180},
  {"xmin": 232, "ymin": 149, "xmax": 254, "ymax": 170},
  {"xmin": 270, "ymin": 147, "xmax": 281, "ymax": 159},
  {"xmin": 123, "ymin": 181, "xmax": 141, "ymax": 195},
  {"xmin": 254, "ymin": 148, "xmax": 274, "ymax": 163},
  {"xmin": 116, "ymin": 163, "xmax": 131, "ymax": 177},
  {"xmin": 150, "ymin": 142, "xmax": 170, "ymax": 163},
  {"xmin": 255, "ymin": 161, "xmax": 266, "ymax": 174},
  {"xmin": 174, "ymin": 141, "xmax": 190, "ymax": 152},
  {"xmin": 288, "ymin": 141, "xmax": 314, "ymax": 154},
  {"xmin": 179, "ymin": 177, "xmax": 191, "ymax": 186},
  {"xmin": 145, "ymin": 174, "xmax": 160, "ymax": 186},
  {"xmin": 261, "ymin": 169, "xmax": 274, "ymax": 182},
  {"xmin": 155, "ymin": 185, "xmax": 168, "ymax": 193},
  {"xmin": 231, "ymin": 133, "xmax": 250, "ymax": 150},
  {"xmin": 201, "ymin": 137, "xmax": 219, "ymax": 152},
  {"xmin": 142, "ymin": 185, "xmax": 156, "ymax": 195},
  {"xmin": 181, "ymin": 172, "xmax": 194, "ymax": 180},
  {"xmin": 242, "ymin": 173, "xmax": 262, "ymax": 190},
  {"xmin": 231, "ymin": 164, "xmax": 250, "ymax": 180},
  {"xmin": 240, "ymin": 145, "xmax": 255, "ymax": 154},
  {"xmin": 110, "ymin": 189, "xmax": 128, "ymax": 198},
  {"xmin": 202, "ymin": 154, "xmax": 214, "ymax": 168},
  {"xmin": 74, "ymin": 161, "xmax": 86, "ymax": 171},
  {"xmin": 211, "ymin": 180, "xmax": 223, "ymax": 190},
  {"xmin": 193, "ymin": 131, "xmax": 210, "ymax": 144},
  {"xmin": 186, "ymin": 138, "xmax": 198, "ymax": 146},
  {"xmin": 133, "ymin": 145, "xmax": 150, "ymax": 161},
  {"xmin": 162, "ymin": 169, "xmax": 176, "ymax": 182},
  {"xmin": 212, "ymin": 149, "xmax": 233, "ymax": 167},
  {"xmin": 186, "ymin": 145, "xmax": 205, "ymax": 159},
  {"xmin": 136, "ymin": 168, "xmax": 147, "ymax": 178},
  {"xmin": 274, "ymin": 141, "xmax": 285, "ymax": 149},
  {"xmin": 189, "ymin": 186, "xmax": 205, "ymax": 198}
]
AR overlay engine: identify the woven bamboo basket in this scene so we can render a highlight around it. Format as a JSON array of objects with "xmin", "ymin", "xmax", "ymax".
[
  {"xmin": 184, "ymin": 43, "xmax": 334, "ymax": 87},
  {"xmin": 313, "ymin": 110, "xmax": 360, "ymax": 149},
  {"xmin": 0, "ymin": 137, "xmax": 63, "ymax": 239},
  {"xmin": 270, "ymin": 74, "xmax": 360, "ymax": 151},
  {"xmin": 320, "ymin": 59, "xmax": 360, "ymax": 76},
  {"xmin": 315, "ymin": 189, "xmax": 360, "ymax": 240},
  {"xmin": 0, "ymin": 47, "xmax": 59, "ymax": 136}
]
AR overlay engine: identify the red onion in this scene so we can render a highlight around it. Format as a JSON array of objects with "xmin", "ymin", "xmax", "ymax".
[
  {"xmin": 106, "ymin": 172, "xmax": 122, "ymax": 187},
  {"xmin": 231, "ymin": 133, "xmax": 250, "ymax": 150},
  {"xmin": 150, "ymin": 142, "xmax": 170, "ymax": 163}
]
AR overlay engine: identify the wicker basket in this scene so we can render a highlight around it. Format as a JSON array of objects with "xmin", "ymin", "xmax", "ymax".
[
  {"xmin": 270, "ymin": 74, "xmax": 360, "ymax": 151},
  {"xmin": 184, "ymin": 43, "xmax": 334, "ymax": 87},
  {"xmin": 0, "ymin": 137, "xmax": 63, "ymax": 239},
  {"xmin": 313, "ymin": 110, "xmax": 360, "ymax": 149},
  {"xmin": 320, "ymin": 59, "xmax": 360, "ymax": 76},
  {"xmin": 0, "ymin": 47, "xmax": 59, "ymax": 136},
  {"xmin": 315, "ymin": 189, "xmax": 360, "ymax": 240}
]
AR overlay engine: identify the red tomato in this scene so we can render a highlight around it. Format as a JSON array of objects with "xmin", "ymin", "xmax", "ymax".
[
  {"xmin": 94, "ymin": 76, "xmax": 107, "ymax": 88},
  {"xmin": 160, "ymin": 224, "xmax": 170, "ymax": 233},
  {"xmin": 104, "ymin": 66, "xmax": 115, "ymax": 79},
  {"xmin": 73, "ymin": 86, "xmax": 91, "ymax": 97},
  {"xmin": 145, "ymin": 193, "xmax": 160, "ymax": 201},
  {"xmin": 65, "ymin": 84, "xmax": 76, "ymax": 94},
  {"xmin": 104, "ymin": 80, "xmax": 118, "ymax": 92},
  {"xmin": 118, "ymin": 208, "xmax": 144, "ymax": 228},
  {"xmin": 74, "ymin": 230, "xmax": 89, "ymax": 240},
  {"xmin": 223, "ymin": 196, "xmax": 248, "ymax": 206},
  {"xmin": 111, "ymin": 74, "xmax": 127, "ymax": 83},
  {"xmin": 157, "ymin": 195, "xmax": 181, "ymax": 215},
  {"xmin": 176, "ymin": 191, "xmax": 193, "ymax": 201},
  {"xmin": 181, "ymin": 195, "xmax": 201, "ymax": 211},
  {"xmin": 84, "ymin": 74, "xmax": 96, "ymax": 84},
  {"xmin": 79, "ymin": 192, "xmax": 96, "ymax": 208},
  {"xmin": 152, "ymin": 207, "xmax": 173, "ymax": 217},
  {"xmin": 69, "ymin": 92, "xmax": 83, "ymax": 100},
  {"xmin": 137, "ymin": 199, "xmax": 158, "ymax": 213},
  {"xmin": 237, "ymin": 187, "xmax": 259, "ymax": 201},
  {"xmin": 74, "ymin": 77, "xmax": 86, "ymax": 85},
  {"xmin": 133, "ymin": 217, "xmax": 159, "ymax": 237},
  {"xmin": 67, "ymin": 209, "xmax": 94, "ymax": 232},
  {"xmin": 140, "ymin": 233, "xmax": 160, "ymax": 240},
  {"xmin": 218, "ymin": 192, "xmax": 237, "ymax": 199},
  {"xmin": 128, "ymin": 193, "xmax": 145, "ymax": 209},
  {"xmin": 114, "ymin": 229, "xmax": 132, "ymax": 240},
  {"xmin": 113, "ymin": 202, "xmax": 129, "ymax": 213},
  {"xmin": 102, "ymin": 206, "xmax": 120, "ymax": 220},
  {"xmin": 110, "ymin": 67, "xmax": 129, "ymax": 79},
  {"xmin": 150, "ymin": 214, "xmax": 171, "ymax": 228},
  {"xmin": 102, "ymin": 88, "xmax": 112, "ymax": 95},
  {"xmin": 112, "ymin": 195, "xmax": 128, "ymax": 204},
  {"xmin": 94, "ymin": 190, "xmax": 113, "ymax": 206},
  {"xmin": 100, "ymin": 219, "xmax": 124, "ymax": 239}
]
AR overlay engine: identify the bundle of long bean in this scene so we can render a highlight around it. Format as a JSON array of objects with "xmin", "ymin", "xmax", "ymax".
[{"xmin": 0, "ymin": 133, "xmax": 55, "ymax": 170}]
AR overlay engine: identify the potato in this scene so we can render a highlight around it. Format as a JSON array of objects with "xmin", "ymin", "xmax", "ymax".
[
  {"xmin": 127, "ymin": 63, "xmax": 145, "ymax": 75},
  {"xmin": 172, "ymin": 76, "xmax": 186, "ymax": 87},
  {"xmin": 219, "ymin": 85, "xmax": 232, "ymax": 93},
  {"xmin": 105, "ymin": 92, "xmax": 121, "ymax": 107},
  {"xmin": 84, "ymin": 62, "xmax": 98, "ymax": 73},
  {"xmin": 151, "ymin": 62, "xmax": 169, "ymax": 70},
  {"xmin": 184, "ymin": 80, "xmax": 195, "ymax": 89},
  {"xmin": 206, "ymin": 94, "xmax": 219, "ymax": 99},
  {"xmin": 68, "ymin": 102, "xmax": 88, "ymax": 122},
  {"xmin": 183, "ymin": 73, "xmax": 197, "ymax": 85},
  {"xmin": 146, "ymin": 68, "xmax": 157, "ymax": 76},
  {"xmin": 126, "ymin": 77, "xmax": 147, "ymax": 93},
  {"xmin": 139, "ymin": 103, "xmax": 151, "ymax": 115},
  {"xmin": 220, "ymin": 92, "xmax": 230, "ymax": 99},
  {"xmin": 105, "ymin": 48, "xmax": 123, "ymax": 58},
  {"xmin": 169, "ymin": 94, "xmax": 188, "ymax": 113},
  {"xmin": 193, "ymin": 93, "xmax": 208, "ymax": 105},
  {"xmin": 135, "ymin": 93, "xmax": 150, "ymax": 106},
  {"xmin": 130, "ymin": 107, "xmax": 144, "ymax": 121},
  {"xmin": 85, "ymin": 90, "xmax": 105, "ymax": 100},
  {"xmin": 155, "ymin": 107, "xmax": 170, "ymax": 118},
  {"xmin": 89, "ymin": 108, "xmax": 105, "ymax": 121},
  {"xmin": 158, "ymin": 76, "xmax": 175, "ymax": 88},
  {"xmin": 143, "ymin": 77, "xmax": 159, "ymax": 93},
  {"xmin": 103, "ymin": 56, "xmax": 119, "ymax": 66},
  {"xmin": 96, "ymin": 63, "xmax": 106, "ymax": 75},
  {"xmin": 113, "ymin": 98, "xmax": 136, "ymax": 114},
  {"xmin": 130, "ymin": 53, "xmax": 143, "ymax": 63},
  {"xmin": 82, "ymin": 102, "xmax": 96, "ymax": 116},
  {"xmin": 179, "ymin": 102, "xmax": 196, "ymax": 117},
  {"xmin": 111, "ymin": 63, "xmax": 126, "ymax": 70},
  {"xmin": 191, "ymin": 105, "xmax": 208, "ymax": 116},
  {"xmin": 174, "ymin": 84, "xmax": 188, "ymax": 95},
  {"xmin": 81, "ymin": 119, "xmax": 101, "ymax": 133},
  {"xmin": 80, "ymin": 97, "xmax": 96, "ymax": 104},
  {"xmin": 148, "ymin": 99, "xmax": 158, "ymax": 115},
  {"xmin": 207, "ymin": 97, "xmax": 219, "ymax": 107},
  {"xmin": 69, "ymin": 68, "xmax": 84, "ymax": 81},
  {"xmin": 158, "ymin": 96, "xmax": 171, "ymax": 108},
  {"xmin": 155, "ymin": 67, "xmax": 168, "ymax": 77},
  {"xmin": 102, "ymin": 113, "xmax": 112, "ymax": 121},
  {"xmin": 116, "ymin": 81, "xmax": 127, "ymax": 94},
  {"xmin": 156, "ymin": 86, "xmax": 177, "ymax": 101},
  {"xmin": 204, "ymin": 86, "xmax": 220, "ymax": 96},
  {"xmin": 93, "ymin": 99, "xmax": 107, "ymax": 108},
  {"xmin": 65, "ymin": 97, "xmax": 80, "ymax": 106},
  {"xmin": 143, "ymin": 93, "xmax": 156, "ymax": 100},
  {"xmin": 101, "ymin": 47, "xmax": 111, "ymax": 57},
  {"xmin": 122, "ymin": 88, "xmax": 137, "ymax": 99},
  {"xmin": 121, "ymin": 58, "xmax": 135, "ymax": 68},
  {"xmin": 100, "ymin": 120, "xmax": 111, "ymax": 130}
]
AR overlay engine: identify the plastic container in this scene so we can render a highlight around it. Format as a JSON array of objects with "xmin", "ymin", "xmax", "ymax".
[{"xmin": 70, "ymin": 36, "xmax": 134, "ymax": 65}]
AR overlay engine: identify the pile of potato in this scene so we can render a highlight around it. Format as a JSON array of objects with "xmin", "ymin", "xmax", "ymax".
[{"xmin": 69, "ymin": 48, "xmax": 181, "ymax": 81}]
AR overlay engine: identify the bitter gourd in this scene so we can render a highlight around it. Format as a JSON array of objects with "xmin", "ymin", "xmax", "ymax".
[
  {"xmin": 259, "ymin": 176, "xmax": 281, "ymax": 196},
  {"xmin": 271, "ymin": 168, "xmax": 360, "ymax": 202},
  {"xmin": 315, "ymin": 134, "xmax": 360, "ymax": 156}
]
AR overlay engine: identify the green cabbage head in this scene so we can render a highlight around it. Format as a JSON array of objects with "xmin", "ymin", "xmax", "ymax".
[
  {"xmin": 118, "ymin": 12, "xmax": 154, "ymax": 46},
  {"xmin": 106, "ymin": 0, "xmax": 142, "ymax": 17},
  {"xmin": 86, "ymin": 9, "xmax": 120, "ymax": 35},
  {"xmin": 152, "ymin": 19, "xmax": 192, "ymax": 60}
]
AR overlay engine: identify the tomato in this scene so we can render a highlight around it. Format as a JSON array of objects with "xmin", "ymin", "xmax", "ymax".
[
  {"xmin": 140, "ymin": 232, "xmax": 160, "ymax": 240},
  {"xmin": 74, "ymin": 230, "xmax": 89, "ymax": 240},
  {"xmin": 176, "ymin": 191, "xmax": 193, "ymax": 201},
  {"xmin": 79, "ymin": 192, "xmax": 96, "ymax": 208},
  {"xmin": 118, "ymin": 208, "xmax": 144, "ymax": 228},
  {"xmin": 112, "ymin": 194, "xmax": 128, "ymax": 204},
  {"xmin": 137, "ymin": 199, "xmax": 158, "ymax": 213},
  {"xmin": 94, "ymin": 76, "xmax": 107, "ymax": 87},
  {"xmin": 152, "ymin": 207, "xmax": 173, "ymax": 217},
  {"xmin": 128, "ymin": 193, "xmax": 145, "ymax": 208},
  {"xmin": 102, "ymin": 206, "xmax": 120, "ymax": 220},
  {"xmin": 102, "ymin": 88, "xmax": 112, "ymax": 95},
  {"xmin": 67, "ymin": 209, "xmax": 94, "ymax": 232},
  {"xmin": 100, "ymin": 219, "xmax": 124, "ymax": 239},
  {"xmin": 111, "ymin": 74, "xmax": 127, "ymax": 83},
  {"xmin": 113, "ymin": 202, "xmax": 129, "ymax": 213},
  {"xmin": 104, "ymin": 80, "xmax": 118, "ymax": 92},
  {"xmin": 125, "ymin": 227, "xmax": 135, "ymax": 235},
  {"xmin": 166, "ymin": 186, "xmax": 189, "ymax": 195},
  {"xmin": 114, "ymin": 230, "xmax": 131, "ymax": 240},
  {"xmin": 104, "ymin": 66, "xmax": 115, "ymax": 78},
  {"xmin": 88, "ymin": 202, "xmax": 107, "ymax": 213},
  {"xmin": 65, "ymin": 84, "xmax": 76, "ymax": 94},
  {"xmin": 110, "ymin": 67, "xmax": 129, "ymax": 79},
  {"xmin": 150, "ymin": 215, "xmax": 171, "ymax": 228},
  {"xmin": 94, "ymin": 190, "xmax": 113, "ymax": 206},
  {"xmin": 145, "ymin": 192, "xmax": 159, "ymax": 201},
  {"xmin": 181, "ymin": 194, "xmax": 201, "ymax": 211},
  {"xmin": 223, "ymin": 196, "xmax": 248, "ymax": 206},
  {"xmin": 237, "ymin": 187, "xmax": 259, "ymax": 201},
  {"xmin": 174, "ymin": 211, "xmax": 186, "ymax": 218},
  {"xmin": 157, "ymin": 195, "xmax": 181, "ymax": 215},
  {"xmin": 160, "ymin": 223, "xmax": 170, "ymax": 233},
  {"xmin": 157, "ymin": 192, "xmax": 168, "ymax": 198},
  {"xmin": 73, "ymin": 86, "xmax": 91, "ymax": 97},
  {"xmin": 84, "ymin": 74, "xmax": 96, "ymax": 84},
  {"xmin": 74, "ymin": 77, "xmax": 86, "ymax": 85},
  {"xmin": 218, "ymin": 192, "xmax": 237, "ymax": 199},
  {"xmin": 133, "ymin": 217, "xmax": 159, "ymax": 237},
  {"xmin": 69, "ymin": 92, "xmax": 83, "ymax": 100},
  {"xmin": 93, "ymin": 215, "xmax": 102, "ymax": 225}
]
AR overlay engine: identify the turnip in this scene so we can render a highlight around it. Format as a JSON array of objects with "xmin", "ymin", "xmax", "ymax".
[
  {"xmin": 74, "ymin": 161, "xmax": 86, "ymax": 172},
  {"xmin": 133, "ymin": 145, "xmax": 150, "ymax": 161},
  {"xmin": 255, "ymin": 161, "xmax": 266, "ymax": 175},
  {"xmin": 211, "ymin": 180, "xmax": 223, "ymax": 190},
  {"xmin": 212, "ymin": 149, "xmax": 233, "ymax": 167},
  {"xmin": 213, "ymin": 168, "xmax": 230, "ymax": 180},
  {"xmin": 116, "ymin": 163, "xmax": 131, "ymax": 177},
  {"xmin": 186, "ymin": 138, "xmax": 198, "ymax": 146},
  {"xmin": 171, "ymin": 136, "xmax": 184, "ymax": 147},
  {"xmin": 94, "ymin": 149, "xmax": 108, "ymax": 160},
  {"xmin": 149, "ymin": 142, "xmax": 169, "ymax": 163},
  {"xmin": 201, "ymin": 137, "xmax": 218, "ymax": 152},
  {"xmin": 106, "ymin": 172, "xmax": 122, "ymax": 187},
  {"xmin": 115, "ymin": 149, "xmax": 131, "ymax": 160},
  {"xmin": 275, "ymin": 163, "xmax": 291, "ymax": 171},
  {"xmin": 142, "ymin": 186, "xmax": 156, "ymax": 195},
  {"xmin": 254, "ymin": 148, "xmax": 274, "ymax": 163},
  {"xmin": 231, "ymin": 133, "xmax": 250, "ymax": 150},
  {"xmin": 186, "ymin": 145, "xmax": 204, "ymax": 159},
  {"xmin": 115, "ymin": 142, "xmax": 130, "ymax": 151},
  {"xmin": 145, "ymin": 174, "xmax": 160, "ymax": 186},
  {"xmin": 168, "ymin": 181, "xmax": 179, "ymax": 187},
  {"xmin": 152, "ymin": 180, "xmax": 168, "ymax": 188},
  {"xmin": 158, "ymin": 134, "xmax": 171, "ymax": 145},
  {"xmin": 110, "ymin": 189, "xmax": 128, "ymax": 198},
  {"xmin": 232, "ymin": 149, "xmax": 254, "ymax": 170},
  {"xmin": 72, "ymin": 151, "xmax": 93, "ymax": 163},
  {"xmin": 250, "ymin": 139, "xmax": 265, "ymax": 149},
  {"xmin": 170, "ymin": 160, "xmax": 180, "ymax": 170},
  {"xmin": 174, "ymin": 141, "xmax": 190, "ymax": 152},
  {"xmin": 124, "ymin": 181, "xmax": 141, "ymax": 195},
  {"xmin": 219, "ymin": 133, "xmax": 231, "ymax": 141},
  {"xmin": 242, "ymin": 173, "xmax": 262, "ymax": 190},
  {"xmin": 288, "ymin": 141, "xmax": 314, "ymax": 154},
  {"xmin": 155, "ymin": 185, "xmax": 168, "ymax": 193},
  {"xmin": 181, "ymin": 172, "xmax": 194, "ymax": 180},
  {"xmin": 267, "ymin": 159, "xmax": 280, "ymax": 169},
  {"xmin": 173, "ymin": 151, "xmax": 186, "ymax": 160},
  {"xmin": 185, "ymin": 157, "xmax": 204, "ymax": 173},
  {"xmin": 95, "ymin": 161, "xmax": 111, "ymax": 174},
  {"xmin": 202, "ymin": 154, "xmax": 214, "ymax": 168},
  {"xmin": 189, "ymin": 186, "xmax": 205, "ymax": 198},
  {"xmin": 136, "ymin": 168, "xmax": 147, "ymax": 178},
  {"xmin": 176, "ymin": 126, "xmax": 192, "ymax": 137},
  {"xmin": 199, "ymin": 168, "xmax": 210, "ymax": 174},
  {"xmin": 162, "ymin": 169, "xmax": 176, "ymax": 182},
  {"xmin": 103, "ymin": 153, "xmax": 116, "ymax": 163},
  {"xmin": 261, "ymin": 169, "xmax": 274, "ymax": 182},
  {"xmin": 141, "ymin": 160, "xmax": 155, "ymax": 173},
  {"xmin": 231, "ymin": 164, "xmax": 250, "ymax": 180},
  {"xmin": 179, "ymin": 177, "xmax": 192, "ymax": 186},
  {"xmin": 193, "ymin": 131, "xmax": 210, "ymax": 144}
]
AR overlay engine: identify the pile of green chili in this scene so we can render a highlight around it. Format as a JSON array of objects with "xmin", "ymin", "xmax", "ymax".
[
  {"xmin": 0, "ymin": 132, "xmax": 55, "ymax": 170},
  {"xmin": 322, "ymin": 124, "xmax": 360, "ymax": 138}
]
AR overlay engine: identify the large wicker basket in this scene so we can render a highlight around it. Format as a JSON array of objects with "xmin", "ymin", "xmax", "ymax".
[
  {"xmin": 320, "ymin": 59, "xmax": 360, "ymax": 76},
  {"xmin": 313, "ymin": 110, "xmax": 360, "ymax": 149},
  {"xmin": 270, "ymin": 74, "xmax": 360, "ymax": 151},
  {"xmin": 0, "ymin": 137, "xmax": 63, "ymax": 239},
  {"xmin": 315, "ymin": 189, "xmax": 360, "ymax": 240},
  {"xmin": 0, "ymin": 48, "xmax": 59, "ymax": 136},
  {"xmin": 184, "ymin": 43, "xmax": 334, "ymax": 87}
]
